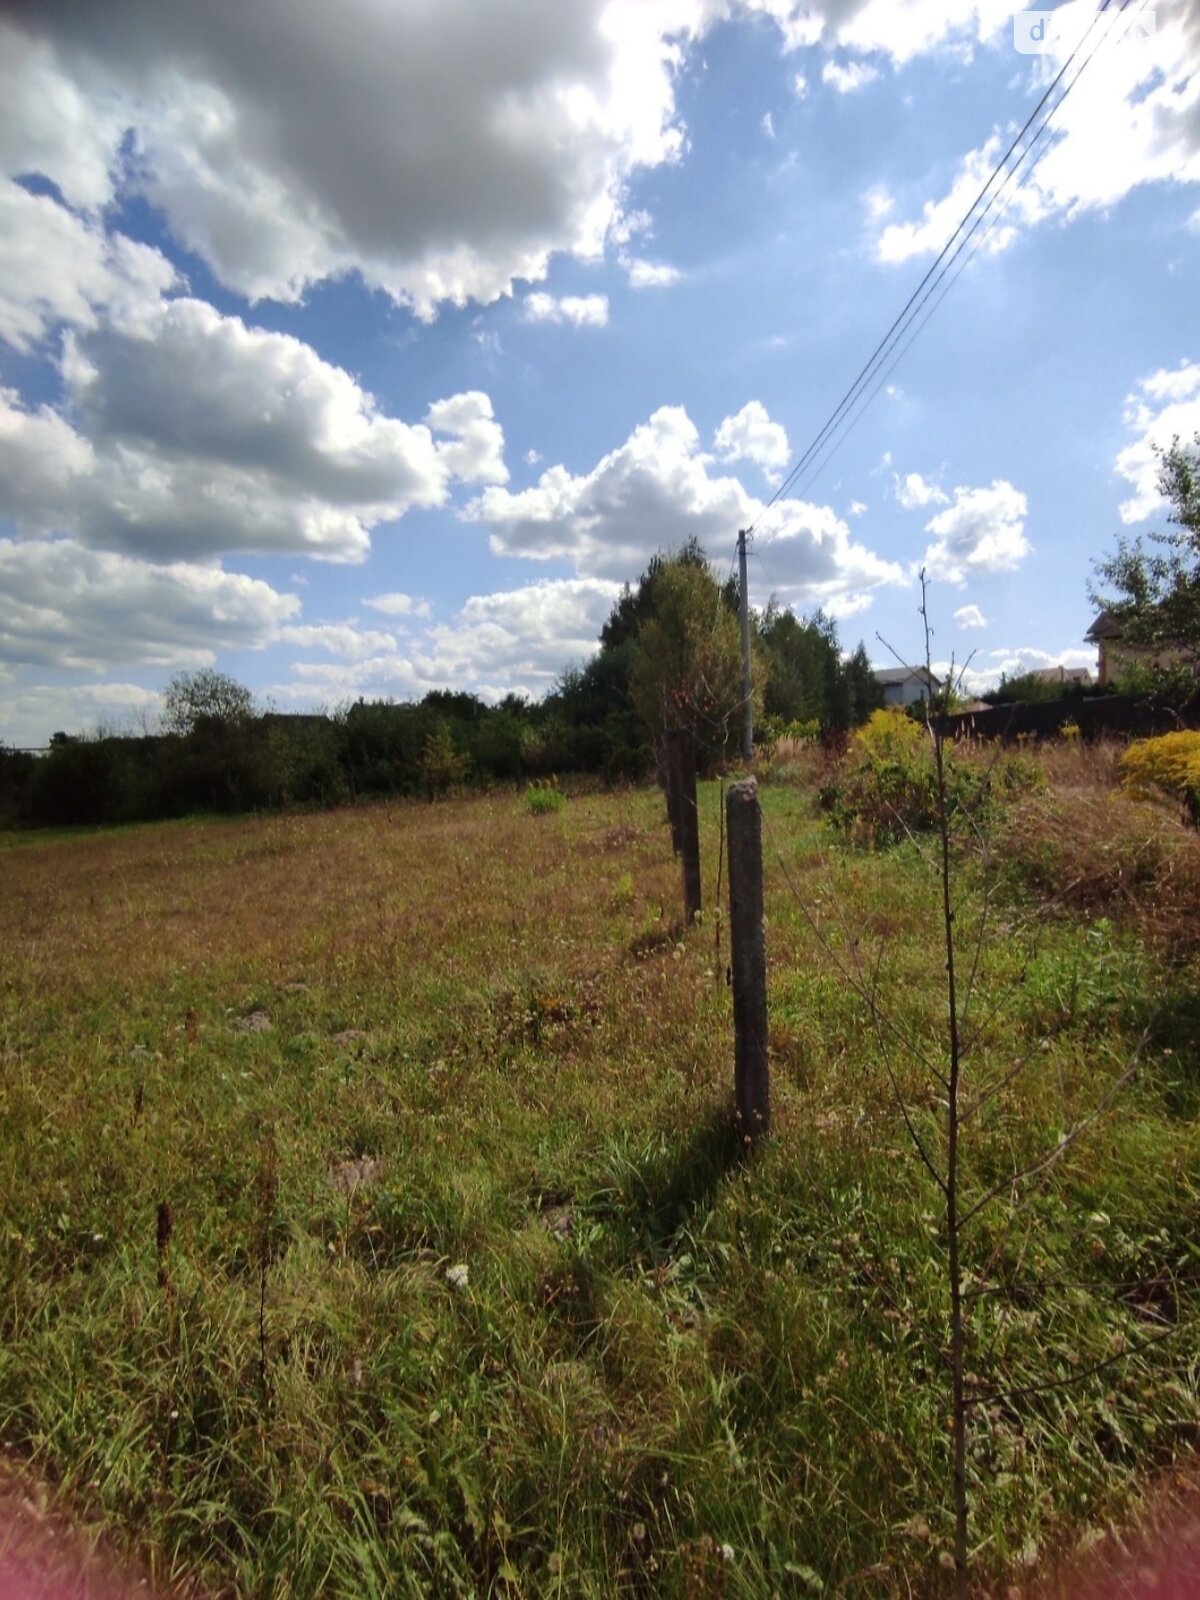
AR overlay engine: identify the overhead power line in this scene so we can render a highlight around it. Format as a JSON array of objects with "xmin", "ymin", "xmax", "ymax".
[{"xmin": 747, "ymin": 0, "xmax": 1137, "ymax": 532}]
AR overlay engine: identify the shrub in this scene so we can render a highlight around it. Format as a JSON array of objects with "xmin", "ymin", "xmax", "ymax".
[
  {"xmin": 1120, "ymin": 731, "xmax": 1200, "ymax": 825},
  {"xmin": 265, "ymin": 719, "xmax": 349, "ymax": 809},
  {"xmin": 525, "ymin": 778, "xmax": 564, "ymax": 815},
  {"xmin": 21, "ymin": 736, "xmax": 152, "ymax": 826},
  {"xmin": 820, "ymin": 708, "xmax": 1043, "ymax": 848},
  {"xmin": 420, "ymin": 720, "xmax": 471, "ymax": 800},
  {"xmin": 1114, "ymin": 661, "xmax": 1199, "ymax": 706},
  {"xmin": 0, "ymin": 746, "xmax": 36, "ymax": 828},
  {"xmin": 759, "ymin": 715, "xmax": 820, "ymax": 746}
]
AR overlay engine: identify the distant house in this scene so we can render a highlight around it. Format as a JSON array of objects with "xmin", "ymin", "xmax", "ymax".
[
  {"xmin": 1026, "ymin": 665, "xmax": 1093, "ymax": 689},
  {"xmin": 1085, "ymin": 612, "xmax": 1123, "ymax": 688},
  {"xmin": 1085, "ymin": 611, "xmax": 1192, "ymax": 688},
  {"xmin": 874, "ymin": 666, "xmax": 942, "ymax": 708}
]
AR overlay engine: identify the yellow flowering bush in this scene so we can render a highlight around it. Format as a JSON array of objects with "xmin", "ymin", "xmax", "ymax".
[{"xmin": 1119, "ymin": 731, "xmax": 1200, "ymax": 824}]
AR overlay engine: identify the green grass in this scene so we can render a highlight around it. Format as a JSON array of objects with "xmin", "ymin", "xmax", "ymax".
[{"xmin": 0, "ymin": 780, "xmax": 1198, "ymax": 1596}]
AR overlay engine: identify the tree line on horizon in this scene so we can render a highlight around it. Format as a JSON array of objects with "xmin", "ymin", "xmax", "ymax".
[
  {"xmin": 1, "ymin": 538, "xmax": 884, "ymax": 829},
  {"xmin": 7, "ymin": 428, "xmax": 1199, "ymax": 832}
]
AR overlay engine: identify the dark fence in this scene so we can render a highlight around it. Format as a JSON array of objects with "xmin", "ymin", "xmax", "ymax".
[{"xmin": 938, "ymin": 693, "xmax": 1200, "ymax": 744}]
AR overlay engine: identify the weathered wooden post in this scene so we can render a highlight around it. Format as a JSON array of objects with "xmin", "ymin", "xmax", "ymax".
[{"xmin": 726, "ymin": 777, "xmax": 769, "ymax": 1139}]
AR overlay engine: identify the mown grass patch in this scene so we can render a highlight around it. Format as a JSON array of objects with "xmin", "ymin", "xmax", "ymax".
[{"xmin": 1, "ymin": 779, "xmax": 1198, "ymax": 1596}]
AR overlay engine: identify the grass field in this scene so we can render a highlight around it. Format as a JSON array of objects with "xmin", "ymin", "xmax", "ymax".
[{"xmin": 1, "ymin": 766, "xmax": 1198, "ymax": 1597}]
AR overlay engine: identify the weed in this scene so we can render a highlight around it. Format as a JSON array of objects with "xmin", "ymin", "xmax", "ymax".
[{"xmin": 525, "ymin": 778, "xmax": 565, "ymax": 816}]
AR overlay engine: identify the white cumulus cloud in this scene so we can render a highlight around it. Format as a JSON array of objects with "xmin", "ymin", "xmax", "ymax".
[
  {"xmin": 862, "ymin": 184, "xmax": 893, "ymax": 222},
  {"xmin": 467, "ymin": 403, "xmax": 904, "ymax": 608},
  {"xmin": 1115, "ymin": 360, "xmax": 1200, "ymax": 523},
  {"xmin": 425, "ymin": 578, "xmax": 621, "ymax": 688},
  {"xmin": 425, "ymin": 392, "xmax": 509, "ymax": 486},
  {"xmin": 0, "ymin": 538, "xmax": 299, "ymax": 673},
  {"xmin": 822, "ymin": 58, "xmax": 881, "ymax": 94},
  {"xmin": 713, "ymin": 400, "xmax": 791, "ymax": 484},
  {"xmin": 895, "ymin": 471, "xmax": 949, "ymax": 510},
  {"xmin": 877, "ymin": 134, "xmax": 1035, "ymax": 264},
  {"xmin": 278, "ymin": 624, "xmax": 399, "ymax": 660},
  {"xmin": 0, "ymin": 3, "xmax": 708, "ymax": 317},
  {"xmin": 523, "ymin": 293, "xmax": 610, "ymax": 328},
  {"xmin": 363, "ymin": 593, "xmax": 433, "ymax": 620},
  {"xmin": 954, "ymin": 604, "xmax": 987, "ymax": 629},
  {"xmin": 876, "ymin": 6, "xmax": 1200, "ymax": 264},
  {"xmin": 0, "ymin": 388, "xmax": 96, "ymax": 532},
  {"xmin": 798, "ymin": 0, "xmax": 1013, "ymax": 65},
  {"xmin": 0, "ymin": 304, "xmax": 507, "ymax": 564},
  {"xmin": 1, "ymin": 1, "xmax": 1059, "ymax": 323},
  {"xmin": 275, "ymin": 577, "xmax": 621, "ymax": 706},
  {"xmin": 14, "ymin": 0, "xmax": 1172, "ymax": 324},
  {"xmin": 0, "ymin": 182, "xmax": 178, "ymax": 353},
  {"xmin": 921, "ymin": 480, "xmax": 1030, "ymax": 584},
  {"xmin": 622, "ymin": 257, "xmax": 683, "ymax": 288}
]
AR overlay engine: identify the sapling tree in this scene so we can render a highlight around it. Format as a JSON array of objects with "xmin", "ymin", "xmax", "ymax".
[
  {"xmin": 915, "ymin": 576, "xmax": 1153, "ymax": 1588},
  {"xmin": 766, "ymin": 572, "xmax": 1169, "ymax": 1591},
  {"xmin": 420, "ymin": 720, "xmax": 471, "ymax": 800}
]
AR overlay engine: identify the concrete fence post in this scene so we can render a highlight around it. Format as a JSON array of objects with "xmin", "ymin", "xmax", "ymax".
[
  {"xmin": 678, "ymin": 728, "xmax": 702, "ymax": 926},
  {"xmin": 658, "ymin": 734, "xmax": 682, "ymax": 856},
  {"xmin": 671, "ymin": 727, "xmax": 702, "ymax": 924},
  {"xmin": 726, "ymin": 777, "xmax": 769, "ymax": 1139}
]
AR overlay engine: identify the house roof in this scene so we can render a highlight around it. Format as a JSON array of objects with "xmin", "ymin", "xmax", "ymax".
[
  {"xmin": 1086, "ymin": 610, "xmax": 1123, "ymax": 642},
  {"xmin": 873, "ymin": 666, "xmax": 942, "ymax": 687},
  {"xmin": 1026, "ymin": 665, "xmax": 1092, "ymax": 684}
]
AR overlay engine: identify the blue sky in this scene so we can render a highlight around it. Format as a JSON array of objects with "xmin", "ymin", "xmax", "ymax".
[{"xmin": 2, "ymin": 0, "xmax": 1199, "ymax": 745}]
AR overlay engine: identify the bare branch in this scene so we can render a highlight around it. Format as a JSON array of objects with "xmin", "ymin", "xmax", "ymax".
[
  {"xmin": 964, "ymin": 1328, "xmax": 1177, "ymax": 1410},
  {"xmin": 959, "ymin": 1019, "xmax": 1071, "ymax": 1125}
]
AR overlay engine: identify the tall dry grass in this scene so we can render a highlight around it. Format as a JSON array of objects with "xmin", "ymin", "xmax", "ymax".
[{"xmin": 994, "ymin": 739, "xmax": 1200, "ymax": 962}]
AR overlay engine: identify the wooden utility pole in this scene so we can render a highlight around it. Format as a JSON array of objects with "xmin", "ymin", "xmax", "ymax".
[
  {"xmin": 737, "ymin": 529, "xmax": 753, "ymax": 763},
  {"xmin": 726, "ymin": 777, "xmax": 768, "ymax": 1139}
]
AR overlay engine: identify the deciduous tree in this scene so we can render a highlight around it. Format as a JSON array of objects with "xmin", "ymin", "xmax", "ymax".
[
  {"xmin": 1092, "ymin": 434, "xmax": 1200, "ymax": 679},
  {"xmin": 629, "ymin": 557, "xmax": 755, "ymax": 760},
  {"xmin": 162, "ymin": 669, "xmax": 255, "ymax": 736}
]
